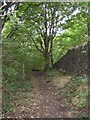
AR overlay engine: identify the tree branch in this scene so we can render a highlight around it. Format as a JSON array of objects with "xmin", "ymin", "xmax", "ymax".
[
  {"xmin": 4, "ymin": 3, "xmax": 33, "ymax": 38},
  {"xmin": 32, "ymin": 38, "xmax": 43, "ymax": 54}
]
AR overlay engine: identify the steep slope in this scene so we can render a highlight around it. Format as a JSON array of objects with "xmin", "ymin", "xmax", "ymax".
[{"xmin": 53, "ymin": 44, "xmax": 88, "ymax": 75}]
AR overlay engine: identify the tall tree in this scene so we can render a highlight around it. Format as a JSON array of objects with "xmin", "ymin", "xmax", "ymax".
[
  {"xmin": 23, "ymin": 2, "xmax": 76, "ymax": 71},
  {"xmin": 2, "ymin": 2, "xmax": 88, "ymax": 71}
]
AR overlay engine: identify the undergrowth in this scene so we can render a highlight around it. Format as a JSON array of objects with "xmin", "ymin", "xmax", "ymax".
[
  {"xmin": 2, "ymin": 79, "xmax": 33, "ymax": 113},
  {"xmin": 47, "ymin": 69, "xmax": 88, "ymax": 118},
  {"xmin": 58, "ymin": 74, "xmax": 88, "ymax": 118},
  {"xmin": 45, "ymin": 68, "xmax": 65, "ymax": 77}
]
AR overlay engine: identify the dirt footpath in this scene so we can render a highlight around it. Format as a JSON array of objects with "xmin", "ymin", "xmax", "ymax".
[
  {"xmin": 26, "ymin": 71, "xmax": 72, "ymax": 118},
  {"xmin": 3, "ymin": 71, "xmax": 72, "ymax": 118}
]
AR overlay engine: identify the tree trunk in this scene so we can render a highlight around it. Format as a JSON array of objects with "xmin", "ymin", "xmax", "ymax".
[
  {"xmin": 23, "ymin": 63, "xmax": 25, "ymax": 80},
  {"xmin": 43, "ymin": 51, "xmax": 50, "ymax": 72},
  {"xmin": 50, "ymin": 39, "xmax": 53, "ymax": 67}
]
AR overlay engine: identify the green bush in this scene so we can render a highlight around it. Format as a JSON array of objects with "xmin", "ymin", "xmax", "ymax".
[
  {"xmin": 29, "ymin": 51, "xmax": 44, "ymax": 70},
  {"xmin": 21, "ymin": 81, "xmax": 33, "ymax": 92},
  {"xmin": 3, "ymin": 65, "xmax": 18, "ymax": 81},
  {"xmin": 46, "ymin": 69, "xmax": 60, "ymax": 77},
  {"xmin": 2, "ymin": 64, "xmax": 33, "ymax": 112},
  {"xmin": 67, "ymin": 75, "xmax": 88, "ymax": 108},
  {"xmin": 58, "ymin": 74, "xmax": 88, "ymax": 117}
]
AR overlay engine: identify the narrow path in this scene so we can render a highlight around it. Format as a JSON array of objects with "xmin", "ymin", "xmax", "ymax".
[
  {"xmin": 5, "ymin": 71, "xmax": 72, "ymax": 118},
  {"xmin": 25, "ymin": 71, "xmax": 72, "ymax": 118}
]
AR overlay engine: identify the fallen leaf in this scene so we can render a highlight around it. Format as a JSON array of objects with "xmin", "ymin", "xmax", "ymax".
[
  {"xmin": 33, "ymin": 103, "xmax": 37, "ymax": 106},
  {"xmin": 31, "ymin": 116, "xmax": 34, "ymax": 118}
]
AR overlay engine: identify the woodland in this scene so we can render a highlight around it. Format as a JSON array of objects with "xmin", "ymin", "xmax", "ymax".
[{"xmin": 1, "ymin": 2, "xmax": 89, "ymax": 119}]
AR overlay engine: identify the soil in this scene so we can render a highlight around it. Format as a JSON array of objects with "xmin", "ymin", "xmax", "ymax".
[
  {"xmin": 53, "ymin": 44, "xmax": 88, "ymax": 75},
  {"xmin": 3, "ymin": 71, "xmax": 72, "ymax": 119}
]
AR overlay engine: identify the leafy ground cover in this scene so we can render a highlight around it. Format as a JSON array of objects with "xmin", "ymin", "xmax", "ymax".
[
  {"xmin": 2, "ymin": 78, "xmax": 33, "ymax": 114},
  {"xmin": 47, "ymin": 70, "xmax": 88, "ymax": 118}
]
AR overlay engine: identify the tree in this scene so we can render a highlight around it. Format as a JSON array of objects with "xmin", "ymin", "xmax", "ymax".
[
  {"xmin": 21, "ymin": 2, "xmax": 77, "ymax": 71},
  {"xmin": 2, "ymin": 2, "xmax": 88, "ymax": 71},
  {"xmin": 53, "ymin": 15, "xmax": 88, "ymax": 63},
  {"xmin": 24, "ymin": 2, "xmax": 88, "ymax": 71}
]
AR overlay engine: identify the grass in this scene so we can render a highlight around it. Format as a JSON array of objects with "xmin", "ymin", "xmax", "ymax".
[
  {"xmin": 45, "ymin": 68, "xmax": 66, "ymax": 78},
  {"xmin": 45, "ymin": 69, "xmax": 60, "ymax": 77},
  {"xmin": 47, "ymin": 69, "xmax": 88, "ymax": 118},
  {"xmin": 2, "ymin": 79, "xmax": 33, "ymax": 113}
]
